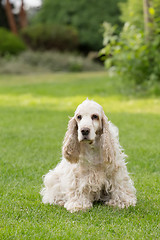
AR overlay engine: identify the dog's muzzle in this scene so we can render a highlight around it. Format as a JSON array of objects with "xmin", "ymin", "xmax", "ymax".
[
  {"xmin": 80, "ymin": 128, "xmax": 94, "ymax": 144},
  {"xmin": 81, "ymin": 128, "xmax": 90, "ymax": 137}
]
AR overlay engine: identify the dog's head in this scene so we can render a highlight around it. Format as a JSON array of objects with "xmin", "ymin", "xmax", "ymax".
[
  {"xmin": 62, "ymin": 99, "xmax": 115, "ymax": 163},
  {"xmin": 75, "ymin": 99, "xmax": 103, "ymax": 143}
]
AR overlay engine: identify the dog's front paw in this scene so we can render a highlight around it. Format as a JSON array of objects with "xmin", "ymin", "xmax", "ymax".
[
  {"xmin": 64, "ymin": 200, "xmax": 93, "ymax": 213},
  {"xmin": 124, "ymin": 198, "xmax": 137, "ymax": 208},
  {"xmin": 105, "ymin": 197, "xmax": 136, "ymax": 209},
  {"xmin": 105, "ymin": 199, "xmax": 125, "ymax": 208}
]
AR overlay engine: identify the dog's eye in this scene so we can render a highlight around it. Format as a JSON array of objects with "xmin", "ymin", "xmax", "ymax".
[
  {"xmin": 77, "ymin": 115, "xmax": 82, "ymax": 120},
  {"xmin": 92, "ymin": 114, "xmax": 99, "ymax": 120}
]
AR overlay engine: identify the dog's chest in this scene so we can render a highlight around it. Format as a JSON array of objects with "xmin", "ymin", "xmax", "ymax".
[
  {"xmin": 77, "ymin": 142, "xmax": 109, "ymax": 197},
  {"xmin": 79, "ymin": 141, "xmax": 103, "ymax": 165},
  {"xmin": 77, "ymin": 161, "xmax": 107, "ymax": 192}
]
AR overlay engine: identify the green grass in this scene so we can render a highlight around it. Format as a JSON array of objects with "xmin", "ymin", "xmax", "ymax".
[{"xmin": 0, "ymin": 72, "xmax": 159, "ymax": 239}]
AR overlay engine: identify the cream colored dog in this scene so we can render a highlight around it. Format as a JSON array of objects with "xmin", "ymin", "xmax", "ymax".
[{"xmin": 41, "ymin": 99, "xmax": 136, "ymax": 212}]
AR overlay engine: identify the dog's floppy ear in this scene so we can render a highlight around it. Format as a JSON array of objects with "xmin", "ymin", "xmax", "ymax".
[
  {"xmin": 100, "ymin": 111, "xmax": 115, "ymax": 163},
  {"xmin": 62, "ymin": 117, "xmax": 80, "ymax": 163}
]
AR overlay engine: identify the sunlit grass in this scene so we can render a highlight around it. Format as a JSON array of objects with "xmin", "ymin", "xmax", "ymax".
[
  {"xmin": 0, "ymin": 72, "xmax": 160, "ymax": 114},
  {"xmin": 0, "ymin": 72, "xmax": 159, "ymax": 239},
  {"xmin": 0, "ymin": 93, "xmax": 160, "ymax": 114}
]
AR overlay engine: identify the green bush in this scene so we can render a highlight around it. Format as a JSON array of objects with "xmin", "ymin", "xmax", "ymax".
[
  {"xmin": 100, "ymin": 22, "xmax": 160, "ymax": 85},
  {"xmin": 32, "ymin": 0, "xmax": 125, "ymax": 51},
  {"xmin": 0, "ymin": 28, "xmax": 26, "ymax": 55},
  {"xmin": 21, "ymin": 24, "xmax": 79, "ymax": 51}
]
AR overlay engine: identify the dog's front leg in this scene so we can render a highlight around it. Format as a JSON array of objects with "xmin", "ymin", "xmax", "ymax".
[
  {"xmin": 64, "ymin": 192, "xmax": 93, "ymax": 212},
  {"xmin": 105, "ymin": 167, "xmax": 137, "ymax": 208}
]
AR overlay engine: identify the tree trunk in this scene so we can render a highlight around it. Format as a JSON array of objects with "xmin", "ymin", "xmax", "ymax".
[
  {"xmin": 5, "ymin": 0, "xmax": 18, "ymax": 35},
  {"xmin": 143, "ymin": 0, "xmax": 153, "ymax": 41},
  {"xmin": 19, "ymin": 0, "xmax": 27, "ymax": 29}
]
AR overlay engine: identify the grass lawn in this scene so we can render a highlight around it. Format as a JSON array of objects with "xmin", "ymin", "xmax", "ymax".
[{"xmin": 0, "ymin": 72, "xmax": 160, "ymax": 239}]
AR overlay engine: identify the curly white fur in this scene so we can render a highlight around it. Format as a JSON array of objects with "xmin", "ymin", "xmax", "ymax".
[{"xmin": 41, "ymin": 99, "xmax": 136, "ymax": 212}]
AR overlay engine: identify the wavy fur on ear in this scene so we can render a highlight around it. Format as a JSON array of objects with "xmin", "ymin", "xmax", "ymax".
[
  {"xmin": 62, "ymin": 117, "xmax": 80, "ymax": 163},
  {"xmin": 101, "ymin": 112, "xmax": 115, "ymax": 163}
]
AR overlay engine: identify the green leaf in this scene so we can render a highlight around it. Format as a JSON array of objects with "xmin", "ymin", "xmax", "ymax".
[{"xmin": 149, "ymin": 7, "xmax": 155, "ymax": 16}]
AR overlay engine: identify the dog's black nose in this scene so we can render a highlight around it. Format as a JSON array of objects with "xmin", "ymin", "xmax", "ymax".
[{"xmin": 81, "ymin": 128, "xmax": 90, "ymax": 136}]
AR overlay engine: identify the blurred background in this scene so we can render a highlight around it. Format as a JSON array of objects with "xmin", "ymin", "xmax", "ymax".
[{"xmin": 0, "ymin": 0, "xmax": 160, "ymax": 91}]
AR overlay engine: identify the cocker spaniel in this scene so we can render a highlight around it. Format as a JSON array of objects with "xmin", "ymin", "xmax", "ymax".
[{"xmin": 41, "ymin": 99, "xmax": 136, "ymax": 212}]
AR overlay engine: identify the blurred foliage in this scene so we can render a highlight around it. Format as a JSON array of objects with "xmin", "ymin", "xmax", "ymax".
[
  {"xmin": 21, "ymin": 24, "xmax": 79, "ymax": 51},
  {"xmin": 0, "ymin": 28, "xmax": 26, "ymax": 55},
  {"xmin": 100, "ymin": 22, "xmax": 160, "ymax": 84},
  {"xmin": 32, "ymin": 0, "xmax": 126, "ymax": 52},
  {"xmin": 119, "ymin": 0, "xmax": 143, "ymax": 29},
  {"xmin": 120, "ymin": 0, "xmax": 160, "ymax": 31},
  {"xmin": 152, "ymin": 0, "xmax": 160, "ymax": 33},
  {"xmin": 0, "ymin": 50, "xmax": 103, "ymax": 74},
  {"xmin": 100, "ymin": 0, "xmax": 160, "ymax": 86}
]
